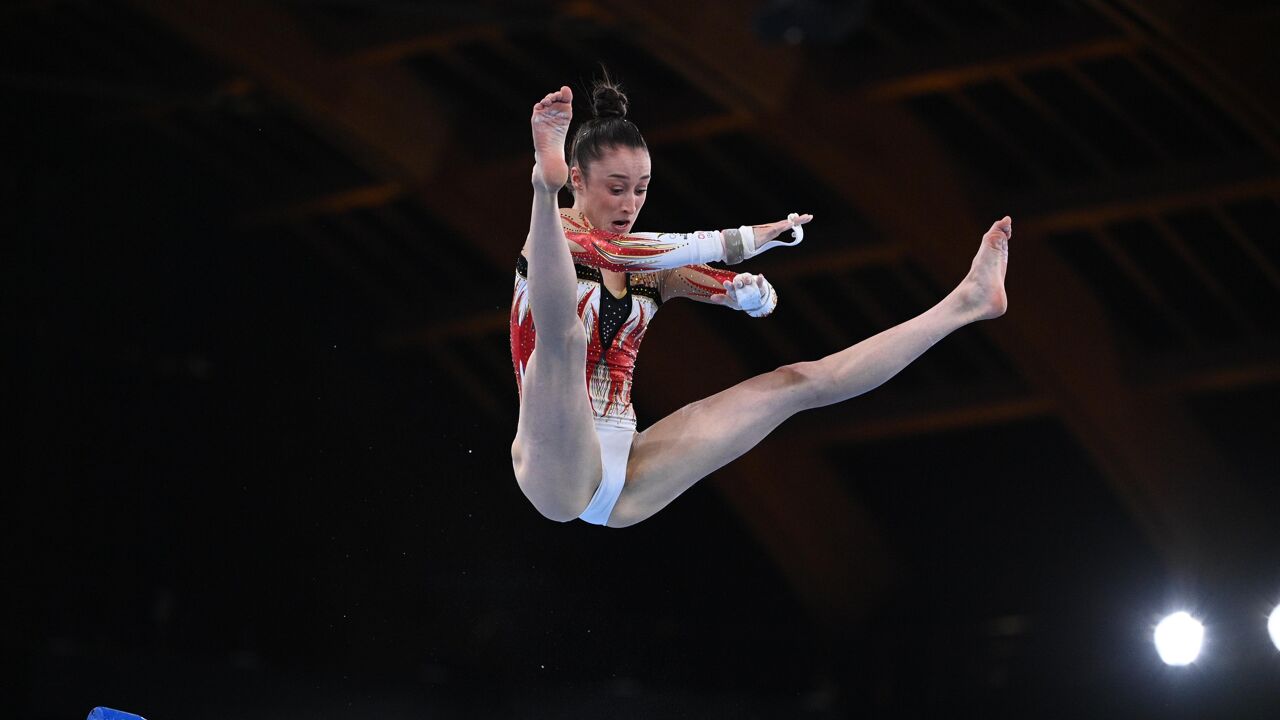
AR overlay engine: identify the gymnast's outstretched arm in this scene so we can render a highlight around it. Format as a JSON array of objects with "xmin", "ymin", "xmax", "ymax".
[{"xmin": 561, "ymin": 212, "xmax": 812, "ymax": 273}]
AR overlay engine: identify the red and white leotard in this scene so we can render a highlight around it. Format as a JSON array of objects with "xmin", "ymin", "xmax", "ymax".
[{"xmin": 510, "ymin": 212, "xmax": 739, "ymax": 427}]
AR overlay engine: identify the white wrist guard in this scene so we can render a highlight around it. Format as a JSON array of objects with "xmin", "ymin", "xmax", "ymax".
[
  {"xmin": 721, "ymin": 213, "xmax": 805, "ymax": 265},
  {"xmin": 730, "ymin": 273, "xmax": 778, "ymax": 318}
]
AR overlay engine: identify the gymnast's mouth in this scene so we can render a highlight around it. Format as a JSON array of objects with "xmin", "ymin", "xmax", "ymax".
[{"xmin": 610, "ymin": 219, "xmax": 630, "ymax": 232}]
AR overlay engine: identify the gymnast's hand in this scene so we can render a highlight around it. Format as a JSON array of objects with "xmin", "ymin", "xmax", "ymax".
[
  {"xmin": 709, "ymin": 273, "xmax": 777, "ymax": 317},
  {"xmin": 752, "ymin": 213, "xmax": 812, "ymax": 247},
  {"xmin": 732, "ymin": 212, "xmax": 812, "ymax": 262}
]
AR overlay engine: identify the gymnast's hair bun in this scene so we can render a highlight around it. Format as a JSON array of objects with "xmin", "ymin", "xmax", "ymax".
[
  {"xmin": 590, "ymin": 80, "xmax": 629, "ymax": 120},
  {"xmin": 567, "ymin": 70, "xmax": 646, "ymax": 185}
]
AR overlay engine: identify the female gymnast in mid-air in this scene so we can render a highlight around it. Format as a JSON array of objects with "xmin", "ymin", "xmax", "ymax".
[{"xmin": 510, "ymin": 78, "xmax": 1011, "ymax": 528}]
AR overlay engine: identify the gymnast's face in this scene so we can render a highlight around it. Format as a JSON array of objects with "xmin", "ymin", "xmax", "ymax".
[{"xmin": 571, "ymin": 144, "xmax": 651, "ymax": 235}]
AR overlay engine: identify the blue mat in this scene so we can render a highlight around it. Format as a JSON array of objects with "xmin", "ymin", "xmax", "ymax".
[{"xmin": 88, "ymin": 708, "xmax": 145, "ymax": 720}]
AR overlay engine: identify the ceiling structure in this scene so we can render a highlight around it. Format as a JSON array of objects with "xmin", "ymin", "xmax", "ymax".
[{"xmin": 10, "ymin": 0, "xmax": 1279, "ymax": 712}]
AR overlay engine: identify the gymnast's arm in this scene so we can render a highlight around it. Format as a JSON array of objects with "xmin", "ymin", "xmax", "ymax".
[
  {"xmin": 657, "ymin": 265, "xmax": 779, "ymax": 318},
  {"xmin": 561, "ymin": 212, "xmax": 812, "ymax": 273}
]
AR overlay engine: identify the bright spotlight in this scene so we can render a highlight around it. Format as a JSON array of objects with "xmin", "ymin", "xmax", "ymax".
[
  {"xmin": 1268, "ymin": 604, "xmax": 1280, "ymax": 652},
  {"xmin": 1154, "ymin": 611, "xmax": 1204, "ymax": 666}
]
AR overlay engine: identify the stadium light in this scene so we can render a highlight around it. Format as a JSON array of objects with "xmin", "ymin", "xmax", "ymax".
[
  {"xmin": 1154, "ymin": 611, "xmax": 1204, "ymax": 666},
  {"xmin": 1268, "ymin": 604, "xmax": 1280, "ymax": 652}
]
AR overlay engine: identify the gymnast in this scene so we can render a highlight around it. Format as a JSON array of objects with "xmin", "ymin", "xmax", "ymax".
[{"xmin": 510, "ymin": 78, "xmax": 1010, "ymax": 528}]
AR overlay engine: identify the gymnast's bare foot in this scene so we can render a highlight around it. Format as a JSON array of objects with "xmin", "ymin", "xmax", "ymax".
[
  {"xmin": 954, "ymin": 216, "xmax": 1011, "ymax": 321},
  {"xmin": 530, "ymin": 86, "xmax": 572, "ymax": 193}
]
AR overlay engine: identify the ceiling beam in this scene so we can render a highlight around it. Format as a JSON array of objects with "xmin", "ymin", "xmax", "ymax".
[
  {"xmin": 861, "ymin": 36, "xmax": 1139, "ymax": 101},
  {"xmin": 1028, "ymin": 175, "xmax": 1280, "ymax": 233},
  {"xmin": 591, "ymin": 0, "xmax": 802, "ymax": 115},
  {"xmin": 807, "ymin": 355, "xmax": 1278, "ymax": 448},
  {"xmin": 343, "ymin": 25, "xmax": 504, "ymax": 66},
  {"xmin": 809, "ymin": 394, "xmax": 1054, "ymax": 445},
  {"xmin": 1144, "ymin": 353, "xmax": 1280, "ymax": 396},
  {"xmin": 239, "ymin": 182, "xmax": 408, "ymax": 226},
  {"xmin": 95, "ymin": 77, "xmax": 256, "ymax": 128}
]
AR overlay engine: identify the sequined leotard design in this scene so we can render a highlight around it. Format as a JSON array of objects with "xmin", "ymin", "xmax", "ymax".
[{"xmin": 509, "ymin": 212, "xmax": 738, "ymax": 426}]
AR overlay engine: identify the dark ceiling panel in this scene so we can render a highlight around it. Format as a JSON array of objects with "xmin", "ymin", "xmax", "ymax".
[
  {"xmin": 1106, "ymin": 218, "xmax": 1237, "ymax": 345},
  {"xmin": 1164, "ymin": 208, "xmax": 1279, "ymax": 336},
  {"xmin": 963, "ymin": 79, "xmax": 1102, "ymax": 182},
  {"xmin": 165, "ymin": 95, "xmax": 378, "ymax": 207},
  {"xmin": 1079, "ymin": 54, "xmax": 1223, "ymax": 161},
  {"xmin": 767, "ymin": 282, "xmax": 857, "ymax": 362},
  {"xmin": 1183, "ymin": 381, "xmax": 1280, "ymax": 489},
  {"xmin": 828, "ymin": 415, "xmax": 1150, "ymax": 607},
  {"xmin": 711, "ymin": 133, "xmax": 882, "ymax": 243},
  {"xmin": 905, "ymin": 93, "xmax": 1037, "ymax": 190},
  {"xmin": 919, "ymin": 0, "xmax": 1014, "ymax": 32},
  {"xmin": 282, "ymin": 0, "xmax": 550, "ymax": 55},
  {"xmin": 1049, "ymin": 229, "xmax": 1185, "ymax": 354},
  {"xmin": 1022, "ymin": 67, "xmax": 1159, "ymax": 172},
  {"xmin": 873, "ymin": 1, "xmax": 952, "ymax": 48},
  {"xmin": 1138, "ymin": 50, "xmax": 1265, "ymax": 156},
  {"xmin": 1223, "ymin": 197, "xmax": 1280, "ymax": 269}
]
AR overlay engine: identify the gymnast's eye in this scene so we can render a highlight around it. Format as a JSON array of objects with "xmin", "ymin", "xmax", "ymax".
[{"xmin": 636, "ymin": 187, "xmax": 647, "ymax": 195}]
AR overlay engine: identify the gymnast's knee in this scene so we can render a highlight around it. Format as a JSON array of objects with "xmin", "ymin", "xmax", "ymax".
[
  {"xmin": 530, "ymin": 323, "xmax": 588, "ymax": 361},
  {"xmin": 510, "ymin": 437, "xmax": 524, "ymax": 478},
  {"xmin": 510, "ymin": 452, "xmax": 588, "ymax": 523},
  {"xmin": 530, "ymin": 501, "xmax": 582, "ymax": 524},
  {"xmin": 771, "ymin": 361, "xmax": 825, "ymax": 411},
  {"xmin": 515, "ymin": 474, "xmax": 585, "ymax": 523}
]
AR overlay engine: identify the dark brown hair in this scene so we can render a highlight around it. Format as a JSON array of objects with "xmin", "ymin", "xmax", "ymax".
[{"xmin": 568, "ymin": 71, "xmax": 647, "ymax": 191}]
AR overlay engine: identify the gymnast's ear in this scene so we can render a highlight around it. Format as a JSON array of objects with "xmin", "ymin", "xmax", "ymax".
[{"xmin": 569, "ymin": 165, "xmax": 585, "ymax": 194}]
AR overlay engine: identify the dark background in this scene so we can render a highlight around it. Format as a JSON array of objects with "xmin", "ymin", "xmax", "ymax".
[{"xmin": 9, "ymin": 0, "xmax": 1280, "ymax": 717}]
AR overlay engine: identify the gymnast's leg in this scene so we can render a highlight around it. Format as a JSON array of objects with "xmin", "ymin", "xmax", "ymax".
[
  {"xmin": 511, "ymin": 86, "xmax": 601, "ymax": 522},
  {"xmin": 606, "ymin": 217, "xmax": 1012, "ymax": 527}
]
